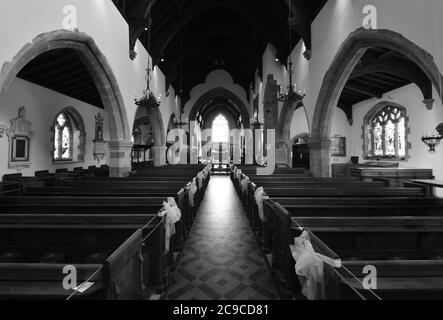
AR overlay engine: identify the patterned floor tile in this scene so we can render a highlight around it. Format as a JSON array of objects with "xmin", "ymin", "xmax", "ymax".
[{"xmin": 166, "ymin": 176, "xmax": 280, "ymax": 300}]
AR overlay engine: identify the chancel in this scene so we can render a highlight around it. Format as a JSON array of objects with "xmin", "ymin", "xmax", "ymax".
[{"xmin": 1, "ymin": 0, "xmax": 443, "ymax": 303}]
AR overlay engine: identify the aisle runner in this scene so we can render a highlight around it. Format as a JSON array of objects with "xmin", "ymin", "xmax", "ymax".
[{"xmin": 166, "ymin": 176, "xmax": 279, "ymax": 300}]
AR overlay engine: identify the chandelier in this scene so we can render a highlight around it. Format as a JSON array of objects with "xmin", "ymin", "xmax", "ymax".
[
  {"xmin": 278, "ymin": 61, "xmax": 305, "ymax": 104},
  {"xmin": 277, "ymin": 0, "xmax": 305, "ymax": 105},
  {"xmin": 135, "ymin": 0, "xmax": 160, "ymax": 110},
  {"xmin": 421, "ymin": 134, "xmax": 442, "ymax": 152},
  {"xmin": 135, "ymin": 66, "xmax": 160, "ymax": 109}
]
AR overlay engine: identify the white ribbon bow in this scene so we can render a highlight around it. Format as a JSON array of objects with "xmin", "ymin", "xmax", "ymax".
[
  {"xmin": 290, "ymin": 231, "xmax": 341, "ymax": 300},
  {"xmin": 197, "ymin": 172, "xmax": 204, "ymax": 188},
  {"xmin": 188, "ymin": 179, "xmax": 198, "ymax": 207},
  {"xmin": 254, "ymin": 187, "xmax": 268, "ymax": 222},
  {"xmin": 158, "ymin": 197, "xmax": 182, "ymax": 254},
  {"xmin": 240, "ymin": 176, "xmax": 250, "ymax": 194}
]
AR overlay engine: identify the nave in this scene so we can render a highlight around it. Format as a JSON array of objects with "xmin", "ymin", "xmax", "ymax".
[
  {"xmin": 167, "ymin": 175, "xmax": 279, "ymax": 300},
  {"xmin": 3, "ymin": 0, "xmax": 443, "ymax": 303}
]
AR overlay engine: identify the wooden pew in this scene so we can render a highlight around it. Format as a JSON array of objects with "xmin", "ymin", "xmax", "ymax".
[
  {"xmin": 291, "ymin": 216, "xmax": 443, "ymax": 260},
  {"xmin": 265, "ymin": 199, "xmax": 443, "ymax": 299},
  {"xmin": 0, "ymin": 225, "xmax": 144, "ymax": 300},
  {"xmin": 338, "ymin": 260, "xmax": 443, "ymax": 300},
  {"xmin": 34, "ymin": 170, "xmax": 58, "ymax": 187},
  {"xmin": 2, "ymin": 174, "xmax": 44, "ymax": 194},
  {"xmin": 21, "ymin": 186, "xmax": 190, "ymax": 249},
  {"xmin": 289, "ymin": 225, "xmax": 443, "ymax": 300},
  {"xmin": 0, "ymin": 197, "xmax": 170, "ymax": 293},
  {"xmin": 0, "ymin": 182, "xmax": 20, "ymax": 196},
  {"xmin": 244, "ymin": 183, "xmax": 425, "ymax": 237}
]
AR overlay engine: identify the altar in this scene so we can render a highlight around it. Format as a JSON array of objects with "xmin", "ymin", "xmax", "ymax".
[{"xmin": 350, "ymin": 167, "xmax": 434, "ymax": 187}]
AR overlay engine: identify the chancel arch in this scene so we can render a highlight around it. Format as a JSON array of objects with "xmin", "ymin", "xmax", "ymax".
[
  {"xmin": 189, "ymin": 87, "xmax": 250, "ymax": 129},
  {"xmin": 310, "ymin": 28, "xmax": 443, "ymax": 177}
]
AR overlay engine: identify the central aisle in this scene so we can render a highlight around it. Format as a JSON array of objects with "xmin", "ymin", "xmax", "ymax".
[{"xmin": 166, "ymin": 175, "xmax": 279, "ymax": 300}]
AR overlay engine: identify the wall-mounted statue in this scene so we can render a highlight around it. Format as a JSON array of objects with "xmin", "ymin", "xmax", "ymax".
[
  {"xmin": 94, "ymin": 112, "xmax": 104, "ymax": 141},
  {"xmin": 93, "ymin": 112, "xmax": 106, "ymax": 164},
  {"xmin": 6, "ymin": 106, "xmax": 33, "ymax": 170}
]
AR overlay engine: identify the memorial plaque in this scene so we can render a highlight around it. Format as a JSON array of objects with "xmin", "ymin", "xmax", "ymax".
[{"xmin": 276, "ymin": 143, "xmax": 288, "ymax": 165}]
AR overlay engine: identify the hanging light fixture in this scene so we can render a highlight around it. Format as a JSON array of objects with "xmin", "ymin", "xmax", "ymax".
[
  {"xmin": 174, "ymin": 28, "xmax": 188, "ymax": 127},
  {"xmin": 135, "ymin": 0, "xmax": 160, "ymax": 109},
  {"xmin": 421, "ymin": 134, "xmax": 442, "ymax": 152},
  {"xmin": 277, "ymin": 0, "xmax": 305, "ymax": 105}
]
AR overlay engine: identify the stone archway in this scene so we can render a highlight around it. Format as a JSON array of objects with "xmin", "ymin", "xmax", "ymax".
[
  {"xmin": 189, "ymin": 87, "xmax": 250, "ymax": 128},
  {"xmin": 167, "ymin": 114, "xmax": 178, "ymax": 133},
  {"xmin": 0, "ymin": 30, "xmax": 132, "ymax": 176},
  {"xmin": 291, "ymin": 132, "xmax": 310, "ymax": 145},
  {"xmin": 279, "ymin": 101, "xmax": 305, "ymax": 143},
  {"xmin": 278, "ymin": 101, "xmax": 310, "ymax": 167},
  {"xmin": 310, "ymin": 28, "xmax": 443, "ymax": 177},
  {"xmin": 133, "ymin": 106, "xmax": 166, "ymax": 166},
  {"xmin": 133, "ymin": 110, "xmax": 166, "ymax": 147}
]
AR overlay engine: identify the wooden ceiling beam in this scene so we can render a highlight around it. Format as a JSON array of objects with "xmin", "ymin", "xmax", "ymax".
[
  {"xmin": 43, "ymin": 72, "xmax": 91, "ymax": 89},
  {"xmin": 345, "ymin": 81, "xmax": 383, "ymax": 99},
  {"xmin": 24, "ymin": 60, "xmax": 84, "ymax": 81},
  {"xmin": 18, "ymin": 53, "xmax": 78, "ymax": 76}
]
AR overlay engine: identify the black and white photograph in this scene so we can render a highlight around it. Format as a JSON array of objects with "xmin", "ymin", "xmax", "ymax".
[{"xmin": 0, "ymin": 0, "xmax": 443, "ymax": 312}]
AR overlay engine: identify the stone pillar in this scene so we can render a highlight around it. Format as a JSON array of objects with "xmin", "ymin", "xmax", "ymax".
[
  {"xmin": 309, "ymin": 139, "xmax": 332, "ymax": 177},
  {"xmin": 108, "ymin": 140, "xmax": 133, "ymax": 177},
  {"xmin": 152, "ymin": 146, "xmax": 167, "ymax": 167},
  {"xmin": 263, "ymin": 75, "xmax": 279, "ymax": 137},
  {"xmin": 263, "ymin": 75, "xmax": 279, "ymax": 160}
]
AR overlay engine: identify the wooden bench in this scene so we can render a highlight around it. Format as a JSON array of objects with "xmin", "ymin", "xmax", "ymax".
[
  {"xmin": 289, "ymin": 227, "xmax": 443, "ymax": 300},
  {"xmin": 0, "ymin": 182, "xmax": 20, "ymax": 196},
  {"xmin": 0, "ymin": 196, "xmax": 172, "ymax": 290},
  {"xmin": 243, "ymin": 185, "xmax": 425, "ymax": 236},
  {"xmin": 264, "ymin": 199, "xmax": 443, "ymax": 299},
  {"xmin": 0, "ymin": 213, "xmax": 167, "ymax": 296},
  {"xmin": 338, "ymin": 260, "xmax": 443, "ymax": 300},
  {"xmin": 0, "ymin": 225, "xmax": 144, "ymax": 300}
]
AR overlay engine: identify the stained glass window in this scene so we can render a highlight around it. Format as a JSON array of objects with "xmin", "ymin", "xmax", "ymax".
[
  {"xmin": 212, "ymin": 114, "xmax": 229, "ymax": 143},
  {"xmin": 54, "ymin": 112, "xmax": 73, "ymax": 161},
  {"xmin": 369, "ymin": 105, "xmax": 406, "ymax": 159}
]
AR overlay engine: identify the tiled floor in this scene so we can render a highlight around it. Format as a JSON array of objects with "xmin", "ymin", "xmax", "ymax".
[{"xmin": 166, "ymin": 175, "xmax": 279, "ymax": 300}]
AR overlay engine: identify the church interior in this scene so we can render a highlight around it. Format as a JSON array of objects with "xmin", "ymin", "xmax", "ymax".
[{"xmin": 1, "ymin": 0, "xmax": 443, "ymax": 301}]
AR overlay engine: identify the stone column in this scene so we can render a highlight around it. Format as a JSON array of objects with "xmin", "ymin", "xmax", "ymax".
[
  {"xmin": 152, "ymin": 146, "xmax": 167, "ymax": 167},
  {"xmin": 309, "ymin": 139, "xmax": 332, "ymax": 177},
  {"xmin": 108, "ymin": 140, "xmax": 133, "ymax": 177},
  {"xmin": 262, "ymin": 75, "xmax": 279, "ymax": 163}
]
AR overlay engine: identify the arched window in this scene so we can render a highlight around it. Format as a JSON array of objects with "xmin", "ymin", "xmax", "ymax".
[
  {"xmin": 54, "ymin": 112, "xmax": 73, "ymax": 161},
  {"xmin": 364, "ymin": 103, "xmax": 409, "ymax": 160},
  {"xmin": 51, "ymin": 107, "xmax": 86, "ymax": 163},
  {"xmin": 212, "ymin": 114, "xmax": 229, "ymax": 143}
]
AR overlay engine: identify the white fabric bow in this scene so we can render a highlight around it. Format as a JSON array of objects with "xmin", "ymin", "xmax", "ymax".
[
  {"xmin": 254, "ymin": 187, "xmax": 268, "ymax": 222},
  {"xmin": 188, "ymin": 179, "xmax": 198, "ymax": 207},
  {"xmin": 197, "ymin": 172, "xmax": 204, "ymax": 188},
  {"xmin": 240, "ymin": 176, "xmax": 250, "ymax": 194},
  {"xmin": 290, "ymin": 231, "xmax": 341, "ymax": 300},
  {"xmin": 158, "ymin": 197, "xmax": 182, "ymax": 254}
]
